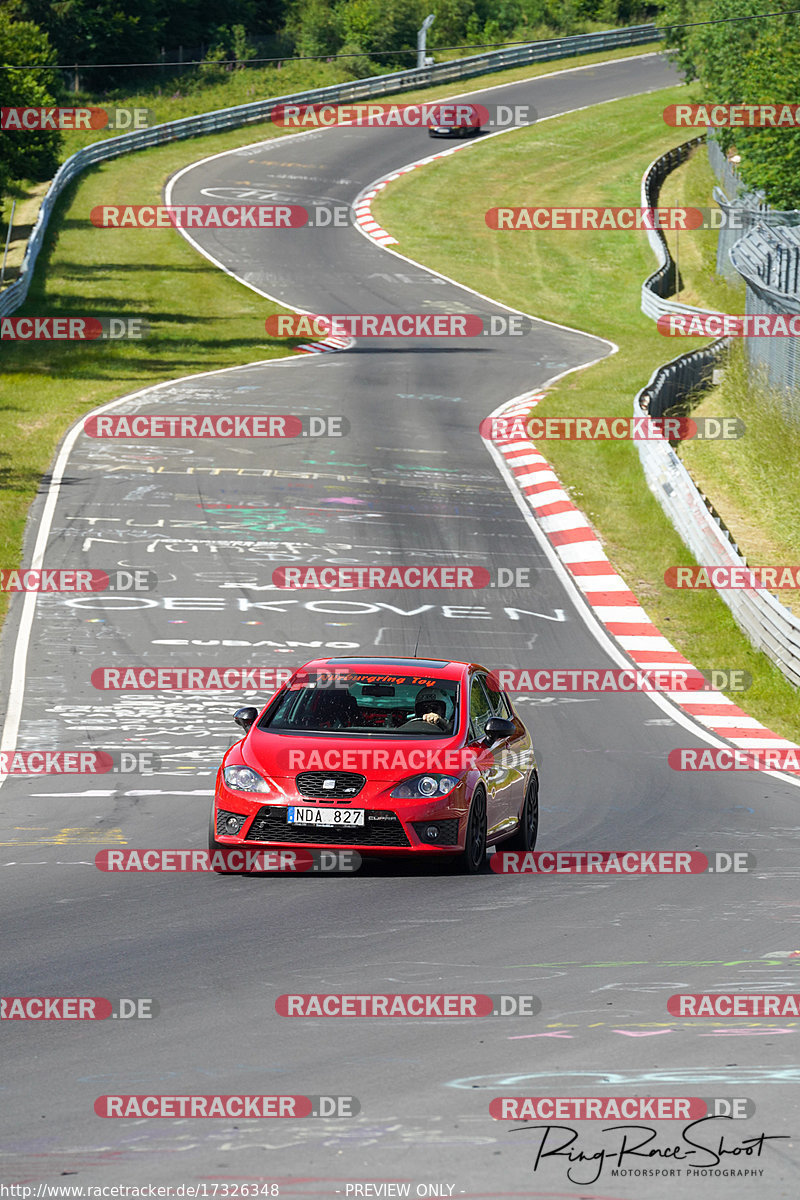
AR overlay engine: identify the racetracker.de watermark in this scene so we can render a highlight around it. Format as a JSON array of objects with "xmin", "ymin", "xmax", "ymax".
[
  {"xmin": 95, "ymin": 849, "xmax": 361, "ymax": 872},
  {"xmin": 274, "ymin": 747, "xmax": 489, "ymax": 773},
  {"xmin": 1, "ymin": 997, "xmax": 157, "ymax": 1019},
  {"xmin": 274, "ymin": 565, "xmax": 530, "ymax": 589},
  {"xmin": 664, "ymin": 103, "xmax": 800, "ymax": 127},
  {"xmin": 486, "ymin": 206, "xmax": 707, "ymax": 230},
  {"xmin": 1, "ymin": 106, "xmax": 153, "ymax": 131},
  {"xmin": 264, "ymin": 313, "xmax": 531, "ymax": 338},
  {"xmin": 487, "ymin": 206, "xmax": 766, "ymax": 231},
  {"xmin": 276, "ymin": 993, "xmax": 539, "ymax": 1017},
  {"xmin": 93, "ymin": 203, "xmax": 366, "ymax": 230},
  {"xmin": 669, "ymin": 747, "xmax": 800, "ymax": 772},
  {"xmin": 0, "ymin": 749, "xmax": 160, "ymax": 775},
  {"xmin": 487, "ymin": 668, "xmax": 751, "ymax": 692},
  {"xmin": 491, "ymin": 1097, "xmax": 708, "ymax": 1120},
  {"xmin": 91, "ymin": 204, "xmax": 308, "ymax": 228},
  {"xmin": 94, "ymin": 1094, "xmax": 359, "ymax": 1118},
  {"xmin": 669, "ymin": 994, "xmax": 800, "ymax": 1016},
  {"xmin": 480, "ymin": 414, "xmax": 744, "ymax": 441},
  {"xmin": 659, "ymin": 313, "xmax": 800, "ymax": 337},
  {"xmin": 83, "ymin": 414, "xmax": 347, "ymax": 438},
  {"xmin": 269, "ymin": 101, "xmax": 534, "ymax": 128},
  {"xmin": 0, "ymin": 568, "xmax": 156, "ymax": 592},
  {"xmin": 491, "ymin": 851, "xmax": 755, "ymax": 873},
  {"xmin": 91, "ymin": 666, "xmax": 292, "ymax": 690},
  {"xmin": 1, "ymin": 317, "xmax": 146, "ymax": 340},
  {"xmin": 665, "ymin": 565, "xmax": 800, "ymax": 589}
]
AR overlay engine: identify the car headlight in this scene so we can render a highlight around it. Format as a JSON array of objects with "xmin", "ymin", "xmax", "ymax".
[
  {"xmin": 390, "ymin": 773, "xmax": 459, "ymax": 799},
  {"xmin": 223, "ymin": 765, "xmax": 269, "ymax": 793}
]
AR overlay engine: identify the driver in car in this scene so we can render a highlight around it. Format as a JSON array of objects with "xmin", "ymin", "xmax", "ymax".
[{"xmin": 400, "ymin": 686, "xmax": 452, "ymax": 732}]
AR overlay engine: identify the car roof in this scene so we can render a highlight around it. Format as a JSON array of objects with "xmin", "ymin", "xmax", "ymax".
[{"xmin": 296, "ymin": 656, "xmax": 483, "ymax": 681}]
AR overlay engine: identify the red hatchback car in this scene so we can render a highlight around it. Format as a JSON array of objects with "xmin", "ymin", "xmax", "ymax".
[{"xmin": 209, "ymin": 656, "xmax": 539, "ymax": 873}]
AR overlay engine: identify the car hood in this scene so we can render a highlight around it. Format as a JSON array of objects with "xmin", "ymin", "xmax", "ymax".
[{"xmin": 241, "ymin": 726, "xmax": 472, "ymax": 783}]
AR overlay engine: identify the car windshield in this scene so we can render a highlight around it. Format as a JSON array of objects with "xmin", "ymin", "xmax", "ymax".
[{"xmin": 260, "ymin": 672, "xmax": 460, "ymax": 736}]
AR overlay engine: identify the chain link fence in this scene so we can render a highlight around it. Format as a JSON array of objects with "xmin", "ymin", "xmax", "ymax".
[
  {"xmin": 707, "ymin": 138, "xmax": 800, "ymax": 404},
  {"xmin": 730, "ymin": 224, "xmax": 800, "ymax": 411}
]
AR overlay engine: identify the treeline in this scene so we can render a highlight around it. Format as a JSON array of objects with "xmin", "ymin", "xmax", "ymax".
[
  {"xmin": 0, "ymin": 0, "xmax": 652, "ymax": 193},
  {"xmin": 3, "ymin": 0, "xmax": 655, "ymax": 85},
  {"xmin": 658, "ymin": 0, "xmax": 800, "ymax": 208},
  {"xmin": 284, "ymin": 0, "xmax": 654, "ymax": 70},
  {"xmin": 5, "ymin": 0, "xmax": 283, "ymax": 76}
]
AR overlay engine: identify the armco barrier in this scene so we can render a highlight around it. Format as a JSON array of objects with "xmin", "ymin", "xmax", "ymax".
[
  {"xmin": 0, "ymin": 23, "xmax": 661, "ymax": 318},
  {"xmin": 635, "ymin": 392, "xmax": 800, "ymax": 687},
  {"xmin": 635, "ymin": 141, "xmax": 800, "ymax": 687},
  {"xmin": 640, "ymin": 135, "xmax": 716, "ymax": 322}
]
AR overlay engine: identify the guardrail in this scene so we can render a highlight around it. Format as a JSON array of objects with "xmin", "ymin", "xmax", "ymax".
[
  {"xmin": 635, "ymin": 140, "xmax": 800, "ymax": 687},
  {"xmin": 0, "ymin": 22, "xmax": 662, "ymax": 318},
  {"xmin": 640, "ymin": 136, "xmax": 717, "ymax": 321},
  {"xmin": 635, "ymin": 384, "xmax": 800, "ymax": 687}
]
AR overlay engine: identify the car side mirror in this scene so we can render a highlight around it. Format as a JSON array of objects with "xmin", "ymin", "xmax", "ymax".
[
  {"xmin": 484, "ymin": 716, "xmax": 515, "ymax": 743},
  {"xmin": 234, "ymin": 706, "xmax": 259, "ymax": 732}
]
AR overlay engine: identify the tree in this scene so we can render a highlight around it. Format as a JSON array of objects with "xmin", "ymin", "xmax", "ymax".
[
  {"xmin": 726, "ymin": 21, "xmax": 800, "ymax": 209},
  {"xmin": 284, "ymin": 0, "xmax": 341, "ymax": 59},
  {"xmin": 0, "ymin": 12, "xmax": 62, "ymax": 196},
  {"xmin": 336, "ymin": 0, "xmax": 427, "ymax": 68},
  {"xmin": 7, "ymin": 0, "xmax": 166, "ymax": 81},
  {"xmin": 657, "ymin": 0, "xmax": 800, "ymax": 207}
]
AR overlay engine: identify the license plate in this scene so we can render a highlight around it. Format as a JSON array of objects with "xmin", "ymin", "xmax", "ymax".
[{"xmin": 287, "ymin": 806, "xmax": 365, "ymax": 827}]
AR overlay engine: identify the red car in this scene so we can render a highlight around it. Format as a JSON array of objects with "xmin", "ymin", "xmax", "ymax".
[{"xmin": 209, "ymin": 656, "xmax": 539, "ymax": 873}]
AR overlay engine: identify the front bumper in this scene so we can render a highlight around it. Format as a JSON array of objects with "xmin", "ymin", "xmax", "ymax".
[{"xmin": 213, "ymin": 781, "xmax": 467, "ymax": 856}]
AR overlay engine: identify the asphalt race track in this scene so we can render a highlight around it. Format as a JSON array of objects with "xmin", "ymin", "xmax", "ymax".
[{"xmin": 2, "ymin": 52, "xmax": 799, "ymax": 1196}]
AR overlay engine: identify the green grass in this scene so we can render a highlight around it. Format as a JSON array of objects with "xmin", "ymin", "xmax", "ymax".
[
  {"xmin": 55, "ymin": 40, "xmax": 663, "ymax": 158},
  {"xmin": 0, "ymin": 126, "xmax": 306, "ymax": 623},
  {"xmin": 657, "ymin": 149, "xmax": 800, "ymax": 618},
  {"xmin": 373, "ymin": 85, "xmax": 800, "ymax": 739},
  {"xmin": 680, "ymin": 345, "xmax": 800, "ymax": 617},
  {"xmin": 657, "ymin": 146, "xmax": 745, "ymax": 313}
]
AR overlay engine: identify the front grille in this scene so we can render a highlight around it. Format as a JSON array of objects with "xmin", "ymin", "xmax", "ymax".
[
  {"xmin": 295, "ymin": 770, "xmax": 366, "ymax": 799},
  {"xmin": 245, "ymin": 806, "xmax": 410, "ymax": 847},
  {"xmin": 410, "ymin": 818, "xmax": 460, "ymax": 846}
]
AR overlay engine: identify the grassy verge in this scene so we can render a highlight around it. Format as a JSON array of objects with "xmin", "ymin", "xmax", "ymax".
[
  {"xmin": 0, "ymin": 42, "xmax": 662, "ymax": 630},
  {"xmin": 0, "ymin": 125, "xmax": 305, "ymax": 625},
  {"xmin": 57, "ymin": 40, "xmax": 664, "ymax": 157},
  {"xmin": 658, "ymin": 147, "xmax": 800, "ymax": 618},
  {"xmin": 373, "ymin": 86, "xmax": 800, "ymax": 739},
  {"xmin": 657, "ymin": 146, "xmax": 745, "ymax": 313},
  {"xmin": 680, "ymin": 346, "xmax": 800, "ymax": 618}
]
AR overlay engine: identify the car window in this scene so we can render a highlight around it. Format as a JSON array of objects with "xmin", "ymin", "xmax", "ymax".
[
  {"xmin": 482, "ymin": 674, "xmax": 513, "ymax": 719},
  {"xmin": 469, "ymin": 676, "xmax": 494, "ymax": 739},
  {"xmin": 260, "ymin": 673, "xmax": 460, "ymax": 737}
]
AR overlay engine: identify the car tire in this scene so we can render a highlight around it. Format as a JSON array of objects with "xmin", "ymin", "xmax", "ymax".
[
  {"xmin": 505, "ymin": 773, "xmax": 539, "ymax": 852},
  {"xmin": 456, "ymin": 787, "xmax": 488, "ymax": 873}
]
